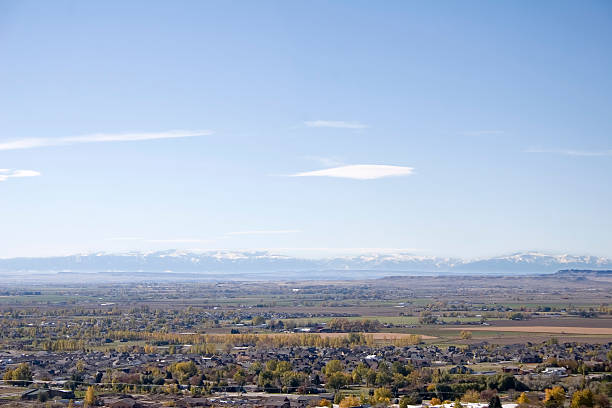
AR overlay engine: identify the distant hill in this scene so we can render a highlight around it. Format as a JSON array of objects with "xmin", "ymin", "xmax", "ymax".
[
  {"xmin": 0, "ymin": 250, "xmax": 611, "ymax": 276},
  {"xmin": 555, "ymin": 269, "xmax": 612, "ymax": 276}
]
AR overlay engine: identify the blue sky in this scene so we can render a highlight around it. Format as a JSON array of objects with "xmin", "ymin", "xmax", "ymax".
[{"xmin": 1, "ymin": 0, "xmax": 611, "ymax": 258}]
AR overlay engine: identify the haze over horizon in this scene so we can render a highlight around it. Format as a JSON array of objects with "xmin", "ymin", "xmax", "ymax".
[{"xmin": 1, "ymin": 1, "xmax": 611, "ymax": 260}]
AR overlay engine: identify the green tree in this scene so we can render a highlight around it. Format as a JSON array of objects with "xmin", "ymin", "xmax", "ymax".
[
  {"xmin": 488, "ymin": 396, "xmax": 502, "ymax": 408},
  {"xmin": 372, "ymin": 387, "xmax": 393, "ymax": 405},
  {"xmin": 326, "ymin": 371, "xmax": 350, "ymax": 391},
  {"xmin": 324, "ymin": 360, "xmax": 344, "ymax": 377}
]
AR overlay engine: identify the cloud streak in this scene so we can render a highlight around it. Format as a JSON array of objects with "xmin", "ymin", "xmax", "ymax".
[
  {"xmin": 146, "ymin": 238, "xmax": 214, "ymax": 243},
  {"xmin": 0, "ymin": 169, "xmax": 41, "ymax": 182},
  {"xmin": 304, "ymin": 120, "xmax": 367, "ymax": 129},
  {"xmin": 226, "ymin": 230, "xmax": 301, "ymax": 236},
  {"xmin": 526, "ymin": 148, "xmax": 612, "ymax": 157},
  {"xmin": 0, "ymin": 130, "xmax": 213, "ymax": 151},
  {"xmin": 290, "ymin": 164, "xmax": 414, "ymax": 180}
]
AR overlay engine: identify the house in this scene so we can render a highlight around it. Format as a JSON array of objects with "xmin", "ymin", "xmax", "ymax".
[
  {"xmin": 448, "ymin": 365, "xmax": 473, "ymax": 374},
  {"xmin": 108, "ymin": 398, "xmax": 139, "ymax": 408},
  {"xmin": 542, "ymin": 367, "xmax": 568, "ymax": 377},
  {"xmin": 21, "ymin": 388, "xmax": 75, "ymax": 401},
  {"xmin": 265, "ymin": 396, "xmax": 291, "ymax": 408}
]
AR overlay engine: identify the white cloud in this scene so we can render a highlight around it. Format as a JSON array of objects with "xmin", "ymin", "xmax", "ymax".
[
  {"xmin": 0, "ymin": 130, "xmax": 213, "ymax": 151},
  {"xmin": 0, "ymin": 169, "xmax": 41, "ymax": 182},
  {"xmin": 226, "ymin": 230, "xmax": 301, "ymax": 236},
  {"xmin": 526, "ymin": 148, "xmax": 612, "ymax": 157},
  {"xmin": 304, "ymin": 120, "xmax": 367, "ymax": 129},
  {"xmin": 290, "ymin": 164, "xmax": 414, "ymax": 180}
]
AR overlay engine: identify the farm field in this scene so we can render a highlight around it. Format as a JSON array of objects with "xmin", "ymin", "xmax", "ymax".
[{"xmin": 443, "ymin": 325, "xmax": 612, "ymax": 335}]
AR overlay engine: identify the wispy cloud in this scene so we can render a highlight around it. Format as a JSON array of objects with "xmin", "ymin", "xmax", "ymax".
[
  {"xmin": 0, "ymin": 130, "xmax": 213, "ymax": 151},
  {"xmin": 106, "ymin": 237, "xmax": 213, "ymax": 243},
  {"xmin": 304, "ymin": 120, "xmax": 368, "ymax": 129},
  {"xmin": 526, "ymin": 148, "xmax": 612, "ymax": 157},
  {"xmin": 290, "ymin": 164, "xmax": 414, "ymax": 180},
  {"xmin": 460, "ymin": 130, "xmax": 504, "ymax": 136},
  {"xmin": 0, "ymin": 169, "xmax": 41, "ymax": 182},
  {"xmin": 226, "ymin": 230, "xmax": 301, "ymax": 236},
  {"xmin": 146, "ymin": 238, "xmax": 213, "ymax": 243}
]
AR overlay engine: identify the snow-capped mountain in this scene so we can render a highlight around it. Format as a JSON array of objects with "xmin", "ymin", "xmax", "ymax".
[{"xmin": 0, "ymin": 250, "xmax": 610, "ymax": 275}]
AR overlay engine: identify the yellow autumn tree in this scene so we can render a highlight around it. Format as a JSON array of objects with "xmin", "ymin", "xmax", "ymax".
[
  {"xmin": 460, "ymin": 331, "xmax": 473, "ymax": 339},
  {"xmin": 517, "ymin": 392, "xmax": 530, "ymax": 405},
  {"xmin": 544, "ymin": 386, "xmax": 565, "ymax": 408},
  {"xmin": 570, "ymin": 389, "xmax": 593, "ymax": 408},
  {"xmin": 340, "ymin": 396, "xmax": 362, "ymax": 408},
  {"xmin": 84, "ymin": 386, "xmax": 97, "ymax": 407}
]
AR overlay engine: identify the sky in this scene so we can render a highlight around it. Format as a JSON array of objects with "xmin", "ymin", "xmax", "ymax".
[{"xmin": 0, "ymin": 0, "xmax": 611, "ymax": 259}]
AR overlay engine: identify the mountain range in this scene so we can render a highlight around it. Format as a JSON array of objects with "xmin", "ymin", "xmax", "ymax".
[{"xmin": 1, "ymin": 250, "xmax": 611, "ymax": 276}]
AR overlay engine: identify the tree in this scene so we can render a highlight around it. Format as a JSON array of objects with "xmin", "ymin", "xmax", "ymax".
[
  {"xmin": 340, "ymin": 396, "xmax": 362, "ymax": 408},
  {"xmin": 352, "ymin": 363, "xmax": 369, "ymax": 384},
  {"xmin": 419, "ymin": 312, "xmax": 438, "ymax": 325},
  {"xmin": 460, "ymin": 331, "xmax": 473, "ymax": 340},
  {"xmin": 372, "ymin": 387, "xmax": 393, "ymax": 405},
  {"xmin": 37, "ymin": 390, "xmax": 49, "ymax": 402},
  {"xmin": 324, "ymin": 360, "xmax": 344, "ymax": 377},
  {"xmin": 570, "ymin": 389, "xmax": 593, "ymax": 408},
  {"xmin": 326, "ymin": 371, "xmax": 350, "ymax": 391},
  {"xmin": 169, "ymin": 361, "xmax": 198, "ymax": 383},
  {"xmin": 3, "ymin": 363, "xmax": 33, "ymax": 386},
  {"xmin": 252, "ymin": 316, "xmax": 266, "ymax": 325},
  {"xmin": 517, "ymin": 392, "xmax": 530, "ymax": 405},
  {"xmin": 462, "ymin": 390, "xmax": 480, "ymax": 403},
  {"xmin": 84, "ymin": 386, "xmax": 97, "ymax": 407},
  {"xmin": 233, "ymin": 370, "xmax": 246, "ymax": 386},
  {"xmin": 488, "ymin": 396, "xmax": 502, "ymax": 408},
  {"xmin": 400, "ymin": 394, "xmax": 421, "ymax": 408},
  {"xmin": 544, "ymin": 386, "xmax": 566, "ymax": 408}
]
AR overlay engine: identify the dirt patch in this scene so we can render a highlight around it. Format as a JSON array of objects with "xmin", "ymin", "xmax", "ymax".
[
  {"xmin": 443, "ymin": 326, "xmax": 612, "ymax": 335},
  {"xmin": 486, "ymin": 317, "xmax": 612, "ymax": 328}
]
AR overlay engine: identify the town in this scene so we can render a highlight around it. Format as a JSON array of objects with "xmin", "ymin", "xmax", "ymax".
[{"xmin": 0, "ymin": 272, "xmax": 610, "ymax": 408}]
